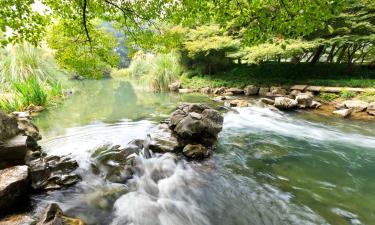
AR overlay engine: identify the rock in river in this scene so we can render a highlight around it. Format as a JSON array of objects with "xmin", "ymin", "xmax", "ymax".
[
  {"xmin": 169, "ymin": 103, "xmax": 224, "ymax": 146},
  {"xmin": 28, "ymin": 155, "xmax": 80, "ymax": 190},
  {"xmin": 367, "ymin": 102, "xmax": 375, "ymax": 116},
  {"xmin": 244, "ymin": 85, "xmax": 259, "ymax": 95},
  {"xmin": 37, "ymin": 203, "xmax": 86, "ymax": 225},
  {"xmin": 274, "ymin": 97, "xmax": 298, "ymax": 110},
  {"xmin": 183, "ymin": 144, "xmax": 209, "ymax": 159},
  {"xmin": 0, "ymin": 165, "xmax": 29, "ymax": 212},
  {"xmin": 295, "ymin": 93, "xmax": 313, "ymax": 108},
  {"xmin": 343, "ymin": 100, "xmax": 368, "ymax": 112},
  {"xmin": 333, "ymin": 108, "xmax": 353, "ymax": 118},
  {"xmin": 148, "ymin": 124, "xmax": 180, "ymax": 153}
]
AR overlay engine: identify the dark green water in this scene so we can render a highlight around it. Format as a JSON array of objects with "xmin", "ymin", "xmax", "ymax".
[{"xmin": 34, "ymin": 80, "xmax": 375, "ymax": 225}]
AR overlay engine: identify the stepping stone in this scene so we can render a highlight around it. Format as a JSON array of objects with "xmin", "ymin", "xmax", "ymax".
[
  {"xmin": 306, "ymin": 86, "xmax": 322, "ymax": 92},
  {"xmin": 290, "ymin": 85, "xmax": 307, "ymax": 91}
]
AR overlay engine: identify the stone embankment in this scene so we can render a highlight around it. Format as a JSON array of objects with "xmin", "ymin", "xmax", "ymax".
[
  {"xmin": 169, "ymin": 82, "xmax": 375, "ymax": 119},
  {"xmin": 0, "ymin": 110, "xmax": 82, "ymax": 224}
]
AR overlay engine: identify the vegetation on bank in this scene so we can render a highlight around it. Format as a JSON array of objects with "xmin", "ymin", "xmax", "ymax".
[
  {"xmin": 0, "ymin": 43, "xmax": 65, "ymax": 112},
  {"xmin": 179, "ymin": 63, "xmax": 375, "ymax": 89}
]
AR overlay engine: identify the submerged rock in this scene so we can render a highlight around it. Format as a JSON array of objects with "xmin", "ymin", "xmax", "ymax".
[
  {"xmin": 170, "ymin": 103, "xmax": 224, "ymax": 146},
  {"xmin": 259, "ymin": 98, "xmax": 275, "ymax": 105},
  {"xmin": 37, "ymin": 203, "xmax": 86, "ymax": 225},
  {"xmin": 226, "ymin": 88, "xmax": 244, "ymax": 95},
  {"xmin": 183, "ymin": 144, "xmax": 209, "ymax": 159},
  {"xmin": 225, "ymin": 100, "xmax": 249, "ymax": 107},
  {"xmin": 28, "ymin": 155, "xmax": 80, "ymax": 190},
  {"xmin": 0, "ymin": 165, "xmax": 29, "ymax": 212},
  {"xmin": 274, "ymin": 97, "xmax": 298, "ymax": 110}
]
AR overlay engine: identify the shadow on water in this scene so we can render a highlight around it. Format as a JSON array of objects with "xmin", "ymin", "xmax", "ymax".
[{"xmin": 33, "ymin": 80, "xmax": 375, "ymax": 225}]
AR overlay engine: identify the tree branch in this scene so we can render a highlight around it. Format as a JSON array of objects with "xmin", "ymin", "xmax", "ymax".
[{"xmin": 82, "ymin": 0, "xmax": 92, "ymax": 51}]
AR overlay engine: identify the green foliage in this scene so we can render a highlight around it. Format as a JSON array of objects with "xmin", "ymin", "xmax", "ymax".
[
  {"xmin": 340, "ymin": 89, "xmax": 356, "ymax": 99},
  {"xmin": 319, "ymin": 93, "xmax": 339, "ymax": 102},
  {"xmin": 181, "ymin": 63, "xmax": 375, "ymax": 89},
  {"xmin": 12, "ymin": 77, "xmax": 48, "ymax": 107},
  {"xmin": 47, "ymin": 21, "xmax": 119, "ymax": 79},
  {"xmin": 230, "ymin": 39, "xmax": 320, "ymax": 64}
]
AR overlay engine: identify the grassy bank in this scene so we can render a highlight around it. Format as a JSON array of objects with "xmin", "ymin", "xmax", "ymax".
[{"xmin": 181, "ymin": 63, "xmax": 375, "ymax": 89}]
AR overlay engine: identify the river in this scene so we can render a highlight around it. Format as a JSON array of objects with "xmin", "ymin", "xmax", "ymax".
[{"xmin": 32, "ymin": 80, "xmax": 375, "ymax": 225}]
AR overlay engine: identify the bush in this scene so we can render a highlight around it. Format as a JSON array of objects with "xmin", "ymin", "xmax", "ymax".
[
  {"xmin": 359, "ymin": 91, "xmax": 375, "ymax": 102},
  {"xmin": 319, "ymin": 93, "xmax": 339, "ymax": 102},
  {"xmin": 340, "ymin": 89, "xmax": 356, "ymax": 99}
]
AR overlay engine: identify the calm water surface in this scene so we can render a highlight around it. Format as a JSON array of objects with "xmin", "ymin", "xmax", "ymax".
[{"xmin": 33, "ymin": 80, "xmax": 375, "ymax": 225}]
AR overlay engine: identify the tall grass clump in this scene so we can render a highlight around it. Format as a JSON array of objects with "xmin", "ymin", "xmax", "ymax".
[
  {"xmin": 0, "ymin": 43, "xmax": 65, "ymax": 112},
  {"xmin": 142, "ymin": 53, "xmax": 182, "ymax": 92},
  {"xmin": 126, "ymin": 52, "xmax": 182, "ymax": 92}
]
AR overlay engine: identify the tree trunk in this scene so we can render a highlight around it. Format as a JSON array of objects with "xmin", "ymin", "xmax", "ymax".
[
  {"xmin": 336, "ymin": 45, "xmax": 348, "ymax": 64},
  {"xmin": 310, "ymin": 45, "xmax": 325, "ymax": 64},
  {"xmin": 326, "ymin": 43, "xmax": 336, "ymax": 63}
]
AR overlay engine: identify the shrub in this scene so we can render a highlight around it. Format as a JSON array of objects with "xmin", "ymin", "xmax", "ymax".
[
  {"xmin": 359, "ymin": 91, "xmax": 375, "ymax": 102},
  {"xmin": 340, "ymin": 89, "xmax": 356, "ymax": 99},
  {"xmin": 319, "ymin": 93, "xmax": 339, "ymax": 102}
]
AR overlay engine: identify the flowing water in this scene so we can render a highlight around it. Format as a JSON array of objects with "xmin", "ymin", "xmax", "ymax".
[{"xmin": 33, "ymin": 80, "xmax": 375, "ymax": 225}]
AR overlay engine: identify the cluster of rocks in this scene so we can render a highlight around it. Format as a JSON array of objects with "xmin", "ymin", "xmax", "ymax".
[
  {"xmin": 209, "ymin": 85, "xmax": 322, "ymax": 110},
  {"xmin": 91, "ymin": 103, "xmax": 224, "ymax": 183},
  {"xmin": 170, "ymin": 83, "xmax": 375, "ymax": 119},
  {"xmin": 333, "ymin": 100, "xmax": 375, "ymax": 118},
  {"xmin": 0, "ymin": 110, "xmax": 82, "ymax": 224}
]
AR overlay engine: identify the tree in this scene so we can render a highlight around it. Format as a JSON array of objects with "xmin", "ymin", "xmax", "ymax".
[{"xmin": 47, "ymin": 21, "xmax": 119, "ymax": 79}]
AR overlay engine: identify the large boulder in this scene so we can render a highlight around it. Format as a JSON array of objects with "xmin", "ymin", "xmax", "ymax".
[
  {"xmin": 169, "ymin": 103, "xmax": 223, "ymax": 146},
  {"xmin": 0, "ymin": 165, "xmax": 29, "ymax": 212},
  {"xmin": 295, "ymin": 93, "xmax": 313, "ymax": 108},
  {"xmin": 343, "ymin": 100, "xmax": 368, "ymax": 112},
  {"xmin": 367, "ymin": 102, "xmax": 375, "ymax": 116},
  {"xmin": 274, "ymin": 97, "xmax": 298, "ymax": 110},
  {"xmin": 28, "ymin": 155, "xmax": 80, "ymax": 190},
  {"xmin": 213, "ymin": 87, "xmax": 226, "ymax": 95},
  {"xmin": 244, "ymin": 85, "xmax": 259, "ymax": 95}
]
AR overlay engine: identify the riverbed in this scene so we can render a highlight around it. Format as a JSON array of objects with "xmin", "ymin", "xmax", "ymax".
[{"xmin": 32, "ymin": 79, "xmax": 375, "ymax": 225}]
